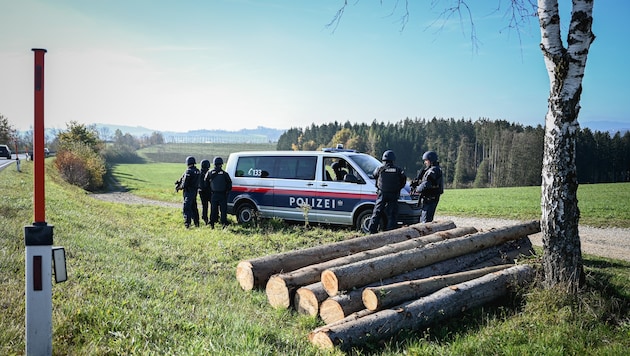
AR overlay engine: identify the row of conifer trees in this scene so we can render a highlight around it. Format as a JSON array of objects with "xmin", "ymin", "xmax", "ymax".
[{"xmin": 276, "ymin": 118, "xmax": 630, "ymax": 187}]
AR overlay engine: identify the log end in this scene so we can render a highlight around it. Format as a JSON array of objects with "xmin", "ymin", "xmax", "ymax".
[
  {"xmin": 320, "ymin": 270, "xmax": 339, "ymax": 297},
  {"xmin": 361, "ymin": 288, "xmax": 380, "ymax": 311},
  {"xmin": 295, "ymin": 287, "xmax": 319, "ymax": 316},
  {"xmin": 310, "ymin": 330, "xmax": 335, "ymax": 349},
  {"xmin": 266, "ymin": 276, "xmax": 291, "ymax": 309},
  {"xmin": 236, "ymin": 261, "xmax": 255, "ymax": 291},
  {"xmin": 319, "ymin": 298, "xmax": 345, "ymax": 324}
]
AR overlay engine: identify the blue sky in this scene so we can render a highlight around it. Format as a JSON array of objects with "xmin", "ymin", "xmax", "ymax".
[{"xmin": 1, "ymin": 0, "xmax": 628, "ymax": 133}]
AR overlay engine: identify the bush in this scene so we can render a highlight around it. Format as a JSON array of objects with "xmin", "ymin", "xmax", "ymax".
[
  {"xmin": 102, "ymin": 144, "xmax": 145, "ymax": 164},
  {"xmin": 54, "ymin": 142, "xmax": 106, "ymax": 191}
]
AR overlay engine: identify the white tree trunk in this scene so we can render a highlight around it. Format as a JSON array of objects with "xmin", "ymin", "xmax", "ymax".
[{"xmin": 538, "ymin": 0, "xmax": 594, "ymax": 292}]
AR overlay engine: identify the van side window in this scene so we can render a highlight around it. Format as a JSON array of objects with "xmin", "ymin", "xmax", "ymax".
[
  {"xmin": 235, "ymin": 156, "xmax": 316, "ymax": 180},
  {"xmin": 235, "ymin": 156, "xmax": 274, "ymax": 178},
  {"xmin": 276, "ymin": 156, "xmax": 316, "ymax": 180}
]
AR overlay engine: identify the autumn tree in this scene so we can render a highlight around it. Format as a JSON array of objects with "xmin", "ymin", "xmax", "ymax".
[
  {"xmin": 330, "ymin": 0, "xmax": 595, "ymax": 293},
  {"xmin": 0, "ymin": 114, "xmax": 16, "ymax": 144}
]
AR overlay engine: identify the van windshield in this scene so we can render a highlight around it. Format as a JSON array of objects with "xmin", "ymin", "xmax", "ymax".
[{"xmin": 347, "ymin": 154, "xmax": 381, "ymax": 179}]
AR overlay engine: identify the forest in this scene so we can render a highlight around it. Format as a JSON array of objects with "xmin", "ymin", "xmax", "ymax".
[{"xmin": 276, "ymin": 118, "xmax": 630, "ymax": 188}]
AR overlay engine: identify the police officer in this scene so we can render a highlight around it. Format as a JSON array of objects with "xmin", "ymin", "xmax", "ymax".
[
  {"xmin": 412, "ymin": 150, "xmax": 444, "ymax": 223},
  {"xmin": 198, "ymin": 159, "xmax": 212, "ymax": 225},
  {"xmin": 331, "ymin": 160, "xmax": 347, "ymax": 181},
  {"xmin": 206, "ymin": 156, "xmax": 233, "ymax": 228},
  {"xmin": 368, "ymin": 150, "xmax": 407, "ymax": 233},
  {"xmin": 177, "ymin": 156, "xmax": 201, "ymax": 228}
]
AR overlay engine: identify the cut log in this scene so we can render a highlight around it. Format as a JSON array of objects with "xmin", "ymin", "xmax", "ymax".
[
  {"xmin": 313, "ymin": 237, "xmax": 533, "ymax": 322},
  {"xmin": 236, "ymin": 220, "xmax": 456, "ymax": 290},
  {"xmin": 310, "ymin": 264, "xmax": 534, "ymax": 351},
  {"xmin": 308, "ymin": 309, "xmax": 375, "ymax": 342},
  {"xmin": 362, "ymin": 264, "xmax": 512, "ymax": 311},
  {"xmin": 294, "ymin": 282, "xmax": 328, "ymax": 316},
  {"xmin": 321, "ymin": 220, "xmax": 540, "ymax": 296},
  {"xmin": 319, "ymin": 293, "xmax": 366, "ymax": 325},
  {"xmin": 266, "ymin": 226, "xmax": 476, "ymax": 308}
]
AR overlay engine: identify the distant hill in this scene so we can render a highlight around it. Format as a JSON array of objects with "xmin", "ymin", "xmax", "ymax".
[{"xmin": 93, "ymin": 124, "xmax": 286, "ymax": 143}]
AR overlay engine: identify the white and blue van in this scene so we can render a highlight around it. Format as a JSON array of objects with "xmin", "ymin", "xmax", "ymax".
[{"xmin": 224, "ymin": 147, "xmax": 421, "ymax": 232}]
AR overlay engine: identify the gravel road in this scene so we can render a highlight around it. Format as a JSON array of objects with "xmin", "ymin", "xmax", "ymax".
[{"xmin": 91, "ymin": 192, "xmax": 630, "ymax": 262}]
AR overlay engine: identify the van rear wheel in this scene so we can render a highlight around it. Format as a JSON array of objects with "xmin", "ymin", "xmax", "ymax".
[
  {"xmin": 236, "ymin": 202, "xmax": 257, "ymax": 224},
  {"xmin": 356, "ymin": 210, "xmax": 372, "ymax": 233}
]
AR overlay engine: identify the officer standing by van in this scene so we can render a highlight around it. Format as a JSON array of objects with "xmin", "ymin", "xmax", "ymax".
[
  {"xmin": 176, "ymin": 156, "xmax": 201, "ymax": 228},
  {"xmin": 368, "ymin": 150, "xmax": 406, "ymax": 233},
  {"xmin": 411, "ymin": 150, "xmax": 444, "ymax": 223},
  {"xmin": 207, "ymin": 156, "xmax": 233, "ymax": 228},
  {"xmin": 198, "ymin": 159, "xmax": 212, "ymax": 225}
]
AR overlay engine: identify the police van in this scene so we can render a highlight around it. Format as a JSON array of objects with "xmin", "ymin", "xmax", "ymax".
[{"xmin": 224, "ymin": 147, "xmax": 422, "ymax": 232}]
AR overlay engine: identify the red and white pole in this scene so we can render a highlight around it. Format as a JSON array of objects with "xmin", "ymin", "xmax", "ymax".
[{"xmin": 24, "ymin": 48, "xmax": 54, "ymax": 356}]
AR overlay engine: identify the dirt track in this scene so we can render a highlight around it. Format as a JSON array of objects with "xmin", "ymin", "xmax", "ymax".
[{"xmin": 91, "ymin": 192, "xmax": 630, "ymax": 262}]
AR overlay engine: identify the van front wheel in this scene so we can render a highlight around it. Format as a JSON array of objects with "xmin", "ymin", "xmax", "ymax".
[
  {"xmin": 355, "ymin": 210, "xmax": 373, "ymax": 233},
  {"xmin": 236, "ymin": 202, "xmax": 257, "ymax": 224}
]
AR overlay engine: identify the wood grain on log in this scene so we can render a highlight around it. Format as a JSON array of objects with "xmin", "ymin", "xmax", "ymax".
[{"xmin": 294, "ymin": 283, "xmax": 328, "ymax": 316}]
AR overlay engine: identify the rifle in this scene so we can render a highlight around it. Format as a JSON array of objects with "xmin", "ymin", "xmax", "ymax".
[{"xmin": 174, "ymin": 177, "xmax": 183, "ymax": 192}]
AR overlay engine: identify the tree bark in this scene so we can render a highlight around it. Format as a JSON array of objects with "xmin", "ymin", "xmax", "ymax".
[
  {"xmin": 362, "ymin": 264, "xmax": 512, "ymax": 311},
  {"xmin": 537, "ymin": 0, "xmax": 594, "ymax": 293},
  {"xmin": 236, "ymin": 220, "xmax": 456, "ymax": 290},
  {"xmin": 266, "ymin": 226, "xmax": 476, "ymax": 308},
  {"xmin": 321, "ymin": 221, "xmax": 540, "ymax": 296},
  {"xmin": 310, "ymin": 264, "xmax": 534, "ymax": 351},
  {"xmin": 314, "ymin": 237, "xmax": 533, "ymax": 322}
]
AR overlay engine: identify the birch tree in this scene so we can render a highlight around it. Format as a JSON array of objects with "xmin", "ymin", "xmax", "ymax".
[
  {"xmin": 538, "ymin": 0, "xmax": 594, "ymax": 292},
  {"xmin": 331, "ymin": 0, "xmax": 595, "ymax": 293}
]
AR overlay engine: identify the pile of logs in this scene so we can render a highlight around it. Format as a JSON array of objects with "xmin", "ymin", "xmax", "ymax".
[{"xmin": 235, "ymin": 220, "xmax": 540, "ymax": 351}]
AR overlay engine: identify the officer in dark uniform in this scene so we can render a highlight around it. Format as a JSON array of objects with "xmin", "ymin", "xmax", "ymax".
[
  {"xmin": 206, "ymin": 156, "xmax": 233, "ymax": 228},
  {"xmin": 198, "ymin": 159, "xmax": 211, "ymax": 225},
  {"xmin": 331, "ymin": 160, "xmax": 347, "ymax": 181},
  {"xmin": 368, "ymin": 150, "xmax": 407, "ymax": 233},
  {"xmin": 176, "ymin": 156, "xmax": 200, "ymax": 228},
  {"xmin": 412, "ymin": 150, "xmax": 444, "ymax": 223}
]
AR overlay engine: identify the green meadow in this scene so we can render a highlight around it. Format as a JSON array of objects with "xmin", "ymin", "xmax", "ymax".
[{"xmin": 1, "ymin": 159, "xmax": 628, "ymax": 355}]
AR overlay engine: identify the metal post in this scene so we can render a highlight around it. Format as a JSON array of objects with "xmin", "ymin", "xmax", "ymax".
[{"xmin": 25, "ymin": 48, "xmax": 54, "ymax": 356}]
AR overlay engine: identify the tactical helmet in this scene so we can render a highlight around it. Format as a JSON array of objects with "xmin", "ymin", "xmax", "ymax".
[
  {"xmin": 186, "ymin": 156, "xmax": 196, "ymax": 165},
  {"xmin": 382, "ymin": 150, "xmax": 396, "ymax": 162},
  {"xmin": 422, "ymin": 151, "xmax": 438, "ymax": 163},
  {"xmin": 200, "ymin": 159, "xmax": 210, "ymax": 170},
  {"xmin": 213, "ymin": 156, "xmax": 224, "ymax": 166},
  {"xmin": 331, "ymin": 161, "xmax": 345, "ymax": 171}
]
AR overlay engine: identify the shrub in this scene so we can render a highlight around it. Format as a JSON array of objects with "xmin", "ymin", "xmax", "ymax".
[
  {"xmin": 54, "ymin": 142, "xmax": 106, "ymax": 191},
  {"xmin": 102, "ymin": 144, "xmax": 144, "ymax": 164}
]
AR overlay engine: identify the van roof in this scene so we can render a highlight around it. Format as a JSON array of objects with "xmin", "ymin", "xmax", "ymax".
[{"xmin": 229, "ymin": 150, "xmax": 364, "ymax": 156}]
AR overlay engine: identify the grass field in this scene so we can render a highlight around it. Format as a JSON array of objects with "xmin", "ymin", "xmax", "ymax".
[
  {"xmin": 1, "ymin": 160, "xmax": 629, "ymax": 355},
  {"xmin": 136, "ymin": 142, "xmax": 277, "ymax": 164}
]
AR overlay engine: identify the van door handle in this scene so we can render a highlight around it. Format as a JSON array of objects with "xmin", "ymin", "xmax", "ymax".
[
  {"xmin": 307, "ymin": 183, "xmax": 314, "ymax": 186},
  {"xmin": 320, "ymin": 183, "xmax": 328, "ymax": 187}
]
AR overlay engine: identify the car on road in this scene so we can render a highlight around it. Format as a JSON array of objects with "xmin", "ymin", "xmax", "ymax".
[
  {"xmin": 26, "ymin": 147, "xmax": 50, "ymax": 160},
  {"xmin": 0, "ymin": 145, "xmax": 12, "ymax": 159}
]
